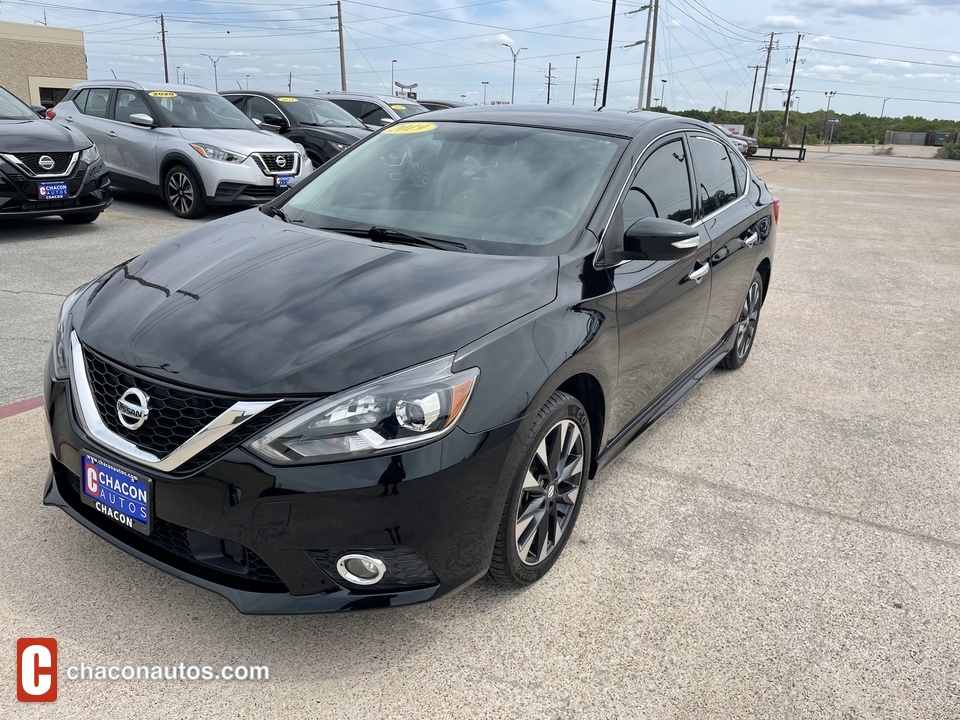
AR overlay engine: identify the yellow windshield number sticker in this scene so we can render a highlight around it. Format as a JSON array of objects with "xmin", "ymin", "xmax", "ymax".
[
  {"xmin": 383, "ymin": 122, "xmax": 437, "ymax": 135},
  {"xmin": 148, "ymin": 91, "xmax": 177, "ymax": 98},
  {"xmin": 277, "ymin": 97, "xmax": 298, "ymax": 102},
  {"xmin": 390, "ymin": 104, "xmax": 407, "ymax": 110}
]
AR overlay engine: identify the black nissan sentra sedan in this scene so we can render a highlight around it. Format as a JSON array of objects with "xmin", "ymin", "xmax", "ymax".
[{"xmin": 43, "ymin": 107, "xmax": 777, "ymax": 613}]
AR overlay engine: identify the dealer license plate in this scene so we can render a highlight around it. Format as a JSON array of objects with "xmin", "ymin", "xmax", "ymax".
[
  {"xmin": 37, "ymin": 181, "xmax": 68, "ymax": 200},
  {"xmin": 80, "ymin": 455, "xmax": 152, "ymax": 535},
  {"xmin": 275, "ymin": 174, "xmax": 293, "ymax": 189}
]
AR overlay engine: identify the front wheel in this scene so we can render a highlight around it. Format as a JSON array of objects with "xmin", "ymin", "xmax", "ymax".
[
  {"xmin": 720, "ymin": 270, "xmax": 764, "ymax": 370},
  {"xmin": 163, "ymin": 164, "xmax": 208, "ymax": 219},
  {"xmin": 488, "ymin": 391, "xmax": 591, "ymax": 586}
]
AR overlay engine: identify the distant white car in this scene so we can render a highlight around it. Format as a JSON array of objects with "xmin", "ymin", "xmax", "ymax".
[{"xmin": 730, "ymin": 137, "xmax": 749, "ymax": 155}]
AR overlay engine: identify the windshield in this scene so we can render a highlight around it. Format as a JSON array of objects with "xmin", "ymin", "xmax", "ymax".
[
  {"xmin": 390, "ymin": 103, "xmax": 428, "ymax": 119},
  {"xmin": 282, "ymin": 97, "xmax": 365, "ymax": 128},
  {"xmin": 149, "ymin": 91, "xmax": 257, "ymax": 130},
  {"xmin": 280, "ymin": 121, "xmax": 625, "ymax": 256},
  {"xmin": 0, "ymin": 86, "xmax": 35, "ymax": 120}
]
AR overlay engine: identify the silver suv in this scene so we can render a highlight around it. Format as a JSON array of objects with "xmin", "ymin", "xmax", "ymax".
[
  {"xmin": 322, "ymin": 92, "xmax": 427, "ymax": 130},
  {"xmin": 50, "ymin": 81, "xmax": 310, "ymax": 218}
]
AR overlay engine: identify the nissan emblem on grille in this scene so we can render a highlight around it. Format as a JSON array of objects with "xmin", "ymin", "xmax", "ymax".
[
  {"xmin": 38, "ymin": 155, "xmax": 56, "ymax": 171},
  {"xmin": 276, "ymin": 156, "xmax": 286, "ymax": 168},
  {"xmin": 117, "ymin": 388, "xmax": 150, "ymax": 430}
]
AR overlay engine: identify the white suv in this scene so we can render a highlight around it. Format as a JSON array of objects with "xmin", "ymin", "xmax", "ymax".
[{"xmin": 51, "ymin": 81, "xmax": 311, "ymax": 218}]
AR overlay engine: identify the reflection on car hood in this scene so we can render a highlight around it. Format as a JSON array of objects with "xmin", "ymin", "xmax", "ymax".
[
  {"xmin": 75, "ymin": 210, "xmax": 558, "ymax": 395},
  {"xmin": 300, "ymin": 125, "xmax": 370, "ymax": 144},
  {"xmin": 0, "ymin": 117, "xmax": 91, "ymax": 153},
  {"xmin": 176, "ymin": 127, "xmax": 300, "ymax": 153}
]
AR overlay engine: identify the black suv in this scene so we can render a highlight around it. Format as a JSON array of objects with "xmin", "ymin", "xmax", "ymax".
[
  {"xmin": 222, "ymin": 91, "xmax": 371, "ymax": 168},
  {"xmin": 0, "ymin": 84, "xmax": 111, "ymax": 223}
]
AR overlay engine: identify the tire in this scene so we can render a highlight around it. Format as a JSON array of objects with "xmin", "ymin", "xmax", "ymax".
[
  {"xmin": 489, "ymin": 391, "xmax": 592, "ymax": 586},
  {"xmin": 163, "ymin": 164, "xmax": 208, "ymax": 219},
  {"xmin": 720, "ymin": 270, "xmax": 764, "ymax": 370},
  {"xmin": 60, "ymin": 211, "xmax": 100, "ymax": 224}
]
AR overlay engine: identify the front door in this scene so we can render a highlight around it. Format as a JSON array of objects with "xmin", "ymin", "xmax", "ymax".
[
  {"xmin": 610, "ymin": 134, "xmax": 713, "ymax": 435},
  {"xmin": 110, "ymin": 89, "xmax": 159, "ymax": 187}
]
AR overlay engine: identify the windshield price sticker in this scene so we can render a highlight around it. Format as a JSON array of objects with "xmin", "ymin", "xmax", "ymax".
[
  {"xmin": 148, "ymin": 91, "xmax": 177, "ymax": 98},
  {"xmin": 383, "ymin": 122, "xmax": 437, "ymax": 135},
  {"xmin": 390, "ymin": 104, "xmax": 408, "ymax": 110},
  {"xmin": 277, "ymin": 97, "xmax": 298, "ymax": 102}
]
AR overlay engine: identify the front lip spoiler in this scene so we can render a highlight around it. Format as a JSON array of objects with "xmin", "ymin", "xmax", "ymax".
[
  {"xmin": 0, "ymin": 195, "xmax": 112, "ymax": 218},
  {"xmin": 43, "ymin": 471, "xmax": 439, "ymax": 614}
]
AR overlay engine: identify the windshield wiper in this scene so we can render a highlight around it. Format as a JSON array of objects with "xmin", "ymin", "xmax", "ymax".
[
  {"xmin": 260, "ymin": 205, "xmax": 296, "ymax": 223},
  {"xmin": 368, "ymin": 226, "xmax": 468, "ymax": 251}
]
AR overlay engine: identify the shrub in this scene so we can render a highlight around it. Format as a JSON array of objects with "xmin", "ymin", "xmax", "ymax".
[
  {"xmin": 758, "ymin": 136, "xmax": 780, "ymax": 147},
  {"xmin": 872, "ymin": 146, "xmax": 894, "ymax": 155},
  {"xmin": 935, "ymin": 142, "xmax": 960, "ymax": 160}
]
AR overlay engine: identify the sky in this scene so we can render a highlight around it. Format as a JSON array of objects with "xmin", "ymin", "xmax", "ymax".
[{"xmin": 2, "ymin": 0, "xmax": 960, "ymax": 120}]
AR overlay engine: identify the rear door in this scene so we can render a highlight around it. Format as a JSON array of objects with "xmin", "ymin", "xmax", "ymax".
[
  {"xmin": 68, "ymin": 87, "xmax": 114, "ymax": 164},
  {"xmin": 687, "ymin": 132, "xmax": 763, "ymax": 349},
  {"xmin": 609, "ymin": 134, "xmax": 713, "ymax": 434},
  {"xmin": 110, "ymin": 89, "xmax": 160, "ymax": 187}
]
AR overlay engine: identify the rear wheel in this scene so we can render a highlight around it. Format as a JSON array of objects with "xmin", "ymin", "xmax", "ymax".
[
  {"xmin": 720, "ymin": 270, "xmax": 764, "ymax": 370},
  {"xmin": 163, "ymin": 164, "xmax": 208, "ymax": 219},
  {"xmin": 60, "ymin": 211, "xmax": 100, "ymax": 224},
  {"xmin": 489, "ymin": 391, "xmax": 591, "ymax": 586}
]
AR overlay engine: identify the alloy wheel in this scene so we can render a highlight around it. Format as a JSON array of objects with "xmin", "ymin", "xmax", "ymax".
[
  {"xmin": 736, "ymin": 279, "xmax": 762, "ymax": 358},
  {"xmin": 167, "ymin": 172, "xmax": 195, "ymax": 215},
  {"xmin": 515, "ymin": 418, "xmax": 585, "ymax": 566}
]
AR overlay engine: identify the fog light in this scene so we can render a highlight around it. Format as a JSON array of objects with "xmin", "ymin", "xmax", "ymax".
[{"xmin": 336, "ymin": 553, "xmax": 387, "ymax": 585}]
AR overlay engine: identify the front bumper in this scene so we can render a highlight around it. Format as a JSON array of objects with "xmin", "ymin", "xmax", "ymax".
[
  {"xmin": 42, "ymin": 364, "xmax": 518, "ymax": 613},
  {"xmin": 196, "ymin": 154, "xmax": 310, "ymax": 207},
  {"xmin": 0, "ymin": 158, "xmax": 112, "ymax": 218}
]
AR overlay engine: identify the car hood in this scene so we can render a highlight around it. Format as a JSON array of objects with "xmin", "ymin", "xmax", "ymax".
[
  {"xmin": 301, "ymin": 125, "xmax": 370, "ymax": 145},
  {"xmin": 176, "ymin": 127, "xmax": 299, "ymax": 153},
  {"xmin": 0, "ymin": 117, "xmax": 91, "ymax": 153},
  {"xmin": 75, "ymin": 211, "xmax": 558, "ymax": 396}
]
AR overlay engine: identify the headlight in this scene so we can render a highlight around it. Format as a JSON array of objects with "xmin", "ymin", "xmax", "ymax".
[
  {"xmin": 246, "ymin": 356, "xmax": 479, "ymax": 464},
  {"xmin": 52, "ymin": 284, "xmax": 89, "ymax": 379},
  {"xmin": 328, "ymin": 141, "xmax": 347, "ymax": 153},
  {"xmin": 80, "ymin": 144, "xmax": 100, "ymax": 165},
  {"xmin": 190, "ymin": 143, "xmax": 246, "ymax": 163},
  {"xmin": 294, "ymin": 142, "xmax": 308, "ymax": 158}
]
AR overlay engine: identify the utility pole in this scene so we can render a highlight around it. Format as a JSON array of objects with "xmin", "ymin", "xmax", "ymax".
[
  {"xmin": 482, "ymin": 81, "xmax": 489, "ymax": 105},
  {"xmin": 288, "ymin": 72, "xmax": 292, "ymax": 92},
  {"xmin": 601, "ymin": 0, "xmax": 617, "ymax": 108},
  {"xmin": 632, "ymin": 3, "xmax": 652, "ymax": 110},
  {"xmin": 753, "ymin": 32, "xmax": 776, "ymax": 141},
  {"xmin": 546, "ymin": 63, "xmax": 554, "ymax": 104},
  {"xmin": 747, "ymin": 65, "xmax": 761, "ymax": 114},
  {"xmin": 780, "ymin": 33, "xmax": 803, "ymax": 146},
  {"xmin": 593, "ymin": 78, "xmax": 601, "ymax": 107},
  {"xmin": 876, "ymin": 97, "xmax": 890, "ymax": 144},
  {"xmin": 644, "ymin": 0, "xmax": 660, "ymax": 110},
  {"xmin": 160, "ymin": 14, "xmax": 169, "ymax": 83},
  {"xmin": 336, "ymin": 1, "xmax": 346, "ymax": 91},
  {"xmin": 572, "ymin": 55, "xmax": 580, "ymax": 105},
  {"xmin": 502, "ymin": 44, "xmax": 527, "ymax": 104},
  {"xmin": 823, "ymin": 90, "xmax": 836, "ymax": 147}
]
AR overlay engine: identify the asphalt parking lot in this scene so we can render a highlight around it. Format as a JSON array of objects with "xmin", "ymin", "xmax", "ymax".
[{"xmin": 2, "ymin": 152, "xmax": 959, "ymax": 718}]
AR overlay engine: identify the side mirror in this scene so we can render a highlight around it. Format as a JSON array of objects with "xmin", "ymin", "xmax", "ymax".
[
  {"xmin": 129, "ymin": 113, "xmax": 155, "ymax": 127},
  {"xmin": 31, "ymin": 105, "xmax": 47, "ymax": 118},
  {"xmin": 380, "ymin": 117, "xmax": 393, "ymax": 126},
  {"xmin": 262, "ymin": 113, "xmax": 288, "ymax": 131},
  {"xmin": 611, "ymin": 217, "xmax": 700, "ymax": 264}
]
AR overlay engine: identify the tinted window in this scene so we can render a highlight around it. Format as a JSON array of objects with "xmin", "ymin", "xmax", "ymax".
[
  {"xmin": 246, "ymin": 96, "xmax": 281, "ymax": 122},
  {"xmin": 149, "ymin": 91, "xmax": 256, "ymax": 130},
  {"xmin": 327, "ymin": 98, "xmax": 359, "ymax": 117},
  {"xmin": 389, "ymin": 103, "xmax": 428, "ymax": 119},
  {"xmin": 731, "ymin": 151, "xmax": 748, "ymax": 195},
  {"xmin": 0, "ymin": 85, "xmax": 34, "ymax": 119},
  {"xmin": 224, "ymin": 95, "xmax": 245, "ymax": 109},
  {"xmin": 623, "ymin": 139, "xmax": 693, "ymax": 228},
  {"xmin": 690, "ymin": 136, "xmax": 737, "ymax": 216},
  {"xmin": 281, "ymin": 97, "xmax": 364, "ymax": 128},
  {"xmin": 83, "ymin": 88, "xmax": 111, "ymax": 118},
  {"xmin": 114, "ymin": 90, "xmax": 149, "ymax": 124},
  {"xmin": 357, "ymin": 101, "xmax": 389, "ymax": 125},
  {"xmin": 72, "ymin": 89, "xmax": 89, "ymax": 113}
]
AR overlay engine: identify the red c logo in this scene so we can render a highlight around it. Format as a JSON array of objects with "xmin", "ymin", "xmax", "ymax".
[
  {"xmin": 85, "ymin": 465, "xmax": 98, "ymax": 496},
  {"xmin": 17, "ymin": 638, "xmax": 57, "ymax": 702}
]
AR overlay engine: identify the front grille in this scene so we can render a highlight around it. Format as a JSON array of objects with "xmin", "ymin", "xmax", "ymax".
[
  {"xmin": 83, "ymin": 347, "xmax": 234, "ymax": 457},
  {"xmin": 306, "ymin": 547, "xmax": 440, "ymax": 592},
  {"xmin": 253, "ymin": 152, "xmax": 298, "ymax": 175},
  {"xmin": 10, "ymin": 151, "xmax": 75, "ymax": 176},
  {"xmin": 64, "ymin": 470, "xmax": 285, "ymax": 587}
]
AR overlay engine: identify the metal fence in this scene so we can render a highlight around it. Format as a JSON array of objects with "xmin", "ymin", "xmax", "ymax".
[{"xmin": 884, "ymin": 131, "xmax": 926, "ymax": 145}]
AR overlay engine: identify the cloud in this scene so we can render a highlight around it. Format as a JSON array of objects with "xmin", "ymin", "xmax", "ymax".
[
  {"xmin": 227, "ymin": 51, "xmax": 257, "ymax": 58},
  {"xmin": 861, "ymin": 72, "xmax": 897, "ymax": 81},
  {"xmin": 800, "ymin": 64, "xmax": 858, "ymax": 75},
  {"xmin": 235, "ymin": 66, "xmax": 260, "ymax": 73},
  {"xmin": 497, "ymin": 33, "xmax": 514, "ymax": 45},
  {"xmin": 808, "ymin": 35, "xmax": 835, "ymax": 44},
  {"xmin": 765, "ymin": 15, "xmax": 803, "ymax": 27},
  {"xmin": 352, "ymin": 64, "xmax": 365, "ymax": 69},
  {"xmin": 180, "ymin": 62, "xmax": 203, "ymax": 70},
  {"xmin": 948, "ymin": 55, "xmax": 960, "ymax": 64},
  {"xmin": 870, "ymin": 58, "xmax": 911, "ymax": 68},
  {"xmin": 904, "ymin": 72, "xmax": 953, "ymax": 79},
  {"xmin": 667, "ymin": 19, "xmax": 682, "ymax": 27}
]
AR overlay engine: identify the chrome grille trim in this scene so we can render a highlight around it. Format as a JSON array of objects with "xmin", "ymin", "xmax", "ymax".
[{"xmin": 0, "ymin": 151, "xmax": 79, "ymax": 178}]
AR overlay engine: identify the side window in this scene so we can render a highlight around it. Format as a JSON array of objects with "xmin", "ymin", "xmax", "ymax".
[
  {"xmin": 357, "ymin": 101, "xmax": 389, "ymax": 125},
  {"xmin": 690, "ymin": 136, "xmax": 737, "ymax": 216},
  {"xmin": 83, "ymin": 88, "xmax": 111, "ymax": 119},
  {"xmin": 246, "ymin": 96, "xmax": 279, "ymax": 122},
  {"xmin": 328, "ymin": 98, "xmax": 358, "ymax": 117},
  {"xmin": 72, "ymin": 89, "xmax": 89, "ymax": 113},
  {"xmin": 224, "ymin": 95, "xmax": 245, "ymax": 110},
  {"xmin": 114, "ymin": 90, "xmax": 148, "ymax": 124},
  {"xmin": 623, "ymin": 139, "xmax": 693, "ymax": 229},
  {"xmin": 731, "ymin": 151, "xmax": 749, "ymax": 195}
]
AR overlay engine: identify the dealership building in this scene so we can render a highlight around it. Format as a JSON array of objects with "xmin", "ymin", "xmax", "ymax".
[{"xmin": 0, "ymin": 20, "xmax": 87, "ymax": 107}]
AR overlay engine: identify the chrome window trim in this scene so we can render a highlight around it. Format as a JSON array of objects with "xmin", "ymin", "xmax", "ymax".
[
  {"xmin": 1, "ymin": 151, "xmax": 79, "ymax": 179},
  {"xmin": 250, "ymin": 151, "xmax": 301, "ymax": 176},
  {"xmin": 69, "ymin": 332, "xmax": 280, "ymax": 473}
]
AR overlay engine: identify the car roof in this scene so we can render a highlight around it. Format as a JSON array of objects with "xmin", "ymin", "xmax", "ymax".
[
  {"xmin": 70, "ymin": 80, "xmax": 216, "ymax": 95},
  {"xmin": 221, "ymin": 91, "xmax": 334, "ymax": 102},
  {"xmin": 419, "ymin": 100, "xmax": 469, "ymax": 107},
  {"xmin": 322, "ymin": 91, "xmax": 423, "ymax": 105},
  {"xmin": 404, "ymin": 105, "xmax": 707, "ymax": 139}
]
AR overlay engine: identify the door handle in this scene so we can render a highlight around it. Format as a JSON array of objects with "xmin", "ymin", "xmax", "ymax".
[
  {"xmin": 107, "ymin": 131, "xmax": 118, "ymax": 138},
  {"xmin": 65, "ymin": 116, "xmax": 75, "ymax": 122},
  {"xmin": 688, "ymin": 263, "xmax": 710, "ymax": 282},
  {"xmin": 743, "ymin": 232, "xmax": 759, "ymax": 247}
]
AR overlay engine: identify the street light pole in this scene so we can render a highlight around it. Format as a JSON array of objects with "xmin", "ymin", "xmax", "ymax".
[
  {"xmin": 876, "ymin": 97, "xmax": 890, "ymax": 144},
  {"xmin": 502, "ymin": 44, "xmax": 527, "ymax": 104},
  {"xmin": 391, "ymin": 60, "xmax": 397, "ymax": 96},
  {"xmin": 572, "ymin": 55, "xmax": 580, "ymax": 105},
  {"xmin": 823, "ymin": 90, "xmax": 836, "ymax": 146},
  {"xmin": 245, "ymin": 74, "xmax": 250, "ymax": 90},
  {"xmin": 481, "ymin": 81, "xmax": 489, "ymax": 105},
  {"xmin": 200, "ymin": 54, "xmax": 223, "ymax": 92},
  {"xmin": 660, "ymin": 79, "xmax": 667, "ymax": 110}
]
